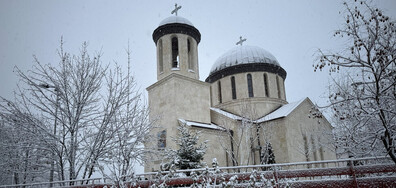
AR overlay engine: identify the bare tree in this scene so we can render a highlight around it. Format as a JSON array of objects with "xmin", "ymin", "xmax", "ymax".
[
  {"xmin": 216, "ymin": 101, "xmax": 263, "ymax": 167},
  {"xmin": 259, "ymin": 126, "xmax": 276, "ymax": 166},
  {"xmin": 326, "ymin": 75, "xmax": 386, "ymax": 158},
  {"xmin": 98, "ymin": 48, "xmax": 154, "ymax": 186},
  {"xmin": 98, "ymin": 100, "xmax": 152, "ymax": 186},
  {"xmin": 0, "ymin": 39, "xmax": 154, "ymax": 184},
  {"xmin": 0, "ymin": 98, "xmax": 53, "ymax": 185},
  {"xmin": 315, "ymin": 1, "xmax": 396, "ymax": 162}
]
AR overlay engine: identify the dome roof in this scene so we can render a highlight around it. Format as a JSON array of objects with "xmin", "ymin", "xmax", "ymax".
[
  {"xmin": 159, "ymin": 16, "xmax": 194, "ymax": 26},
  {"xmin": 206, "ymin": 45, "xmax": 286, "ymax": 83},
  {"xmin": 210, "ymin": 45, "xmax": 280, "ymax": 74},
  {"xmin": 153, "ymin": 16, "xmax": 201, "ymax": 44}
]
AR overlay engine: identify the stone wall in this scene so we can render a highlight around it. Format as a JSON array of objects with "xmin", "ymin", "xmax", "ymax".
[
  {"xmin": 190, "ymin": 126, "xmax": 230, "ymax": 168},
  {"xmin": 284, "ymin": 98, "xmax": 336, "ymax": 163},
  {"xmin": 145, "ymin": 74, "xmax": 210, "ymax": 172}
]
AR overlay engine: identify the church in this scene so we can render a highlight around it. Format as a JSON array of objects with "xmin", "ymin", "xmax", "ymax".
[{"xmin": 144, "ymin": 8, "xmax": 336, "ymax": 172}]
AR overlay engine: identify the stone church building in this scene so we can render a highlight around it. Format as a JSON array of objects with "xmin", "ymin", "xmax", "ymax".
[{"xmin": 144, "ymin": 14, "xmax": 336, "ymax": 172}]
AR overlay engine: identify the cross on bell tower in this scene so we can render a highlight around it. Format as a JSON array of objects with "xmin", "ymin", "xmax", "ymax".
[
  {"xmin": 236, "ymin": 36, "xmax": 247, "ymax": 46},
  {"xmin": 171, "ymin": 3, "xmax": 182, "ymax": 16}
]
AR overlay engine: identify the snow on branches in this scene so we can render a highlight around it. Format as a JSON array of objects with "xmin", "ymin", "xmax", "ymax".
[{"xmin": 315, "ymin": 1, "xmax": 396, "ymax": 162}]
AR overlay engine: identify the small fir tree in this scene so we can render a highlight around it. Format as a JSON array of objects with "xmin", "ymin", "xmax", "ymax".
[
  {"xmin": 261, "ymin": 142, "xmax": 276, "ymax": 165},
  {"xmin": 162, "ymin": 123, "xmax": 207, "ymax": 171}
]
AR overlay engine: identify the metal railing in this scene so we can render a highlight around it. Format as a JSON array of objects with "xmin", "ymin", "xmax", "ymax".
[
  {"xmin": 132, "ymin": 156, "xmax": 395, "ymax": 187},
  {"xmin": 0, "ymin": 178, "xmax": 107, "ymax": 188},
  {"xmin": 1, "ymin": 156, "xmax": 395, "ymax": 188}
]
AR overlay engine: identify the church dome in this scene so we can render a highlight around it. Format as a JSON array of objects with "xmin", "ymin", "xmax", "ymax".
[
  {"xmin": 206, "ymin": 45, "xmax": 286, "ymax": 83},
  {"xmin": 159, "ymin": 16, "xmax": 194, "ymax": 27},
  {"xmin": 153, "ymin": 16, "xmax": 201, "ymax": 44},
  {"xmin": 210, "ymin": 45, "xmax": 280, "ymax": 74}
]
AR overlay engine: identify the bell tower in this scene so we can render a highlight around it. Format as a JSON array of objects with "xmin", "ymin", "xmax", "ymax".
[
  {"xmin": 152, "ymin": 13, "xmax": 201, "ymax": 80},
  {"xmin": 145, "ymin": 6, "xmax": 210, "ymax": 173}
]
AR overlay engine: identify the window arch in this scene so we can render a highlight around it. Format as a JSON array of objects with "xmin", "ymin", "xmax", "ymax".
[
  {"xmin": 263, "ymin": 73, "xmax": 269, "ymax": 97},
  {"xmin": 157, "ymin": 130, "xmax": 166, "ymax": 149},
  {"xmin": 303, "ymin": 134, "xmax": 309, "ymax": 162},
  {"xmin": 318, "ymin": 137, "xmax": 325, "ymax": 167},
  {"xmin": 231, "ymin": 76, "xmax": 236, "ymax": 99},
  {"xmin": 247, "ymin": 74, "xmax": 254, "ymax": 98},
  {"xmin": 171, "ymin": 37, "xmax": 179, "ymax": 68},
  {"xmin": 218, "ymin": 81, "xmax": 222, "ymax": 103},
  {"xmin": 276, "ymin": 76, "xmax": 281, "ymax": 99},
  {"xmin": 188, "ymin": 38, "xmax": 193, "ymax": 70},
  {"xmin": 158, "ymin": 39, "xmax": 163, "ymax": 72},
  {"xmin": 311, "ymin": 136, "xmax": 318, "ymax": 162}
]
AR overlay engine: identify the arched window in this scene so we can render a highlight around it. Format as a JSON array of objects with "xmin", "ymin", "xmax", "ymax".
[
  {"xmin": 158, "ymin": 39, "xmax": 163, "ymax": 72},
  {"xmin": 218, "ymin": 81, "xmax": 222, "ymax": 103},
  {"xmin": 188, "ymin": 38, "xmax": 193, "ymax": 70},
  {"xmin": 247, "ymin": 74, "xmax": 254, "ymax": 98},
  {"xmin": 276, "ymin": 76, "xmax": 281, "ymax": 99},
  {"xmin": 319, "ymin": 137, "xmax": 325, "ymax": 167},
  {"xmin": 231, "ymin": 76, "xmax": 236, "ymax": 99},
  {"xmin": 311, "ymin": 136, "xmax": 318, "ymax": 162},
  {"xmin": 303, "ymin": 134, "xmax": 310, "ymax": 162},
  {"xmin": 157, "ymin": 130, "xmax": 166, "ymax": 149},
  {"xmin": 263, "ymin": 73, "xmax": 269, "ymax": 97},
  {"xmin": 171, "ymin": 37, "xmax": 179, "ymax": 68},
  {"xmin": 281, "ymin": 78, "xmax": 285, "ymax": 99}
]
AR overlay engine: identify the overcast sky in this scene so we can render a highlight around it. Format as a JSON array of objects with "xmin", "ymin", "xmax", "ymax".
[
  {"xmin": 1, "ymin": 0, "xmax": 396, "ymax": 106},
  {"xmin": 1, "ymin": 0, "xmax": 395, "ymax": 175}
]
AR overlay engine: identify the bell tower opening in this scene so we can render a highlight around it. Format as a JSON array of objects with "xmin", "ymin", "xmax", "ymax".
[
  {"xmin": 188, "ymin": 38, "xmax": 193, "ymax": 70},
  {"xmin": 158, "ymin": 39, "xmax": 163, "ymax": 73},
  {"xmin": 172, "ymin": 37, "xmax": 179, "ymax": 68},
  {"xmin": 276, "ymin": 75, "xmax": 281, "ymax": 99}
]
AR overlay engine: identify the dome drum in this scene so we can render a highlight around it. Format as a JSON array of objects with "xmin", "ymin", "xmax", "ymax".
[
  {"xmin": 205, "ymin": 63, "xmax": 286, "ymax": 83},
  {"xmin": 153, "ymin": 23, "xmax": 201, "ymax": 44}
]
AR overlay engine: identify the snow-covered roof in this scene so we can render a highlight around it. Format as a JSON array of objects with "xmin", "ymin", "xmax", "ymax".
[
  {"xmin": 178, "ymin": 119, "xmax": 225, "ymax": 131},
  {"xmin": 210, "ymin": 107, "xmax": 243, "ymax": 121},
  {"xmin": 210, "ymin": 98, "xmax": 306, "ymax": 124},
  {"xmin": 255, "ymin": 98, "xmax": 306, "ymax": 123},
  {"xmin": 210, "ymin": 45, "xmax": 280, "ymax": 75},
  {"xmin": 159, "ymin": 16, "xmax": 194, "ymax": 26}
]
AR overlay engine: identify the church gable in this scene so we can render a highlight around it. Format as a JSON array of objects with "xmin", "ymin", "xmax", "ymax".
[
  {"xmin": 255, "ymin": 98, "xmax": 306, "ymax": 123},
  {"xmin": 282, "ymin": 98, "xmax": 335, "ymax": 163}
]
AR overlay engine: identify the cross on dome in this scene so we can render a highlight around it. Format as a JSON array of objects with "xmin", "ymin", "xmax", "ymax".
[
  {"xmin": 236, "ymin": 36, "xmax": 247, "ymax": 46},
  {"xmin": 171, "ymin": 3, "xmax": 182, "ymax": 16}
]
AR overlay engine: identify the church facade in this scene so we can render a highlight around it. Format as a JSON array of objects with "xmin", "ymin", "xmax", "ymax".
[{"xmin": 144, "ymin": 15, "xmax": 336, "ymax": 172}]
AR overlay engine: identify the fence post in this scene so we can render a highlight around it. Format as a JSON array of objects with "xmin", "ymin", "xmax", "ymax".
[
  {"xmin": 273, "ymin": 167, "xmax": 279, "ymax": 188},
  {"xmin": 349, "ymin": 159, "xmax": 358, "ymax": 188}
]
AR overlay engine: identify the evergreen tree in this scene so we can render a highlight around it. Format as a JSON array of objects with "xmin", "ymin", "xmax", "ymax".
[
  {"xmin": 260, "ymin": 142, "xmax": 275, "ymax": 171},
  {"xmin": 261, "ymin": 142, "xmax": 275, "ymax": 165},
  {"xmin": 162, "ymin": 123, "xmax": 207, "ymax": 171}
]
